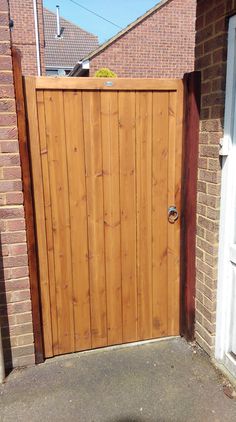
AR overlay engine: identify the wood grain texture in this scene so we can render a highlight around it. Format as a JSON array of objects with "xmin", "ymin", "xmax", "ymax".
[
  {"xmin": 25, "ymin": 77, "xmax": 184, "ymax": 357},
  {"xmin": 44, "ymin": 91, "xmax": 75, "ymax": 355},
  {"xmin": 35, "ymin": 77, "xmax": 181, "ymax": 91},
  {"xmin": 181, "ymin": 72, "xmax": 201, "ymax": 341},
  {"xmin": 101, "ymin": 91, "xmax": 123, "ymax": 345},
  {"xmin": 136, "ymin": 92, "xmax": 153, "ymax": 340},
  {"xmin": 82, "ymin": 91, "xmax": 107, "ymax": 349},
  {"xmin": 119, "ymin": 91, "xmax": 138, "ymax": 343},
  {"xmin": 152, "ymin": 92, "xmax": 169, "ymax": 338},
  {"xmin": 36, "ymin": 91, "xmax": 59, "ymax": 356},
  {"xmin": 167, "ymin": 91, "xmax": 179, "ymax": 336},
  {"xmin": 64, "ymin": 91, "xmax": 91, "ymax": 351},
  {"xmin": 25, "ymin": 79, "xmax": 53, "ymax": 357},
  {"xmin": 12, "ymin": 49, "xmax": 44, "ymax": 364}
]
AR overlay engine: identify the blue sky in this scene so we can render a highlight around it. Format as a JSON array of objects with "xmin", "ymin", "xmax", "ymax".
[{"xmin": 43, "ymin": 0, "xmax": 160, "ymax": 43}]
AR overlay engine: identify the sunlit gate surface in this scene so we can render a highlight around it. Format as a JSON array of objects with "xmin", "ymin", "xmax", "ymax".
[{"xmin": 25, "ymin": 77, "xmax": 184, "ymax": 357}]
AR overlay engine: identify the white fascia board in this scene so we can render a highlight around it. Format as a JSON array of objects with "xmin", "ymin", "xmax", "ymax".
[{"xmin": 82, "ymin": 60, "xmax": 90, "ymax": 70}]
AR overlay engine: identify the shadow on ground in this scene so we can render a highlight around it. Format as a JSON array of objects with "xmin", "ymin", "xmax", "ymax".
[{"xmin": 0, "ymin": 338, "xmax": 236, "ymax": 422}]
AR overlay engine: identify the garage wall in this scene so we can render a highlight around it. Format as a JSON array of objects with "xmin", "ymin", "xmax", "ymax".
[{"xmin": 89, "ymin": 0, "xmax": 196, "ymax": 78}]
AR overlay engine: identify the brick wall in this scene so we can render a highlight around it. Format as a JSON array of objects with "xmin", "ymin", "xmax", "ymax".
[
  {"xmin": 0, "ymin": 0, "xmax": 34, "ymax": 368},
  {"xmin": 90, "ymin": 0, "xmax": 196, "ymax": 78},
  {"xmin": 195, "ymin": 0, "xmax": 236, "ymax": 355},
  {"xmin": 8, "ymin": 0, "xmax": 45, "ymax": 75}
]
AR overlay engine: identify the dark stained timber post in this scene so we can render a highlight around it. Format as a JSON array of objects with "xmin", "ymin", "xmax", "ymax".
[
  {"xmin": 180, "ymin": 71, "xmax": 201, "ymax": 341},
  {"xmin": 12, "ymin": 48, "xmax": 44, "ymax": 363}
]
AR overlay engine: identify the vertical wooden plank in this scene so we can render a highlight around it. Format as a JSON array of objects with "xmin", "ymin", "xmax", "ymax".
[
  {"xmin": 167, "ymin": 90, "xmax": 180, "ymax": 335},
  {"xmin": 136, "ymin": 91, "xmax": 153, "ymax": 340},
  {"xmin": 24, "ymin": 78, "xmax": 53, "ymax": 357},
  {"xmin": 82, "ymin": 91, "xmax": 107, "ymax": 348},
  {"xmin": 181, "ymin": 73, "xmax": 200, "ymax": 341},
  {"xmin": 101, "ymin": 91, "xmax": 123, "ymax": 345},
  {"xmin": 152, "ymin": 92, "xmax": 169, "ymax": 338},
  {"xmin": 36, "ymin": 91, "xmax": 59, "ymax": 356},
  {"xmin": 44, "ymin": 90, "xmax": 75, "ymax": 354},
  {"xmin": 64, "ymin": 91, "xmax": 91, "ymax": 351},
  {"xmin": 13, "ymin": 53, "xmax": 44, "ymax": 364},
  {"xmin": 119, "ymin": 91, "xmax": 138, "ymax": 343}
]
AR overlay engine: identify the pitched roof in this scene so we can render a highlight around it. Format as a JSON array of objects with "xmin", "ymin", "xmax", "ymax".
[
  {"xmin": 82, "ymin": 0, "xmax": 171, "ymax": 62},
  {"xmin": 43, "ymin": 8, "xmax": 99, "ymax": 69}
]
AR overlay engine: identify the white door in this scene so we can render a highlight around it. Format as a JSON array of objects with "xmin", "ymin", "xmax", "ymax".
[
  {"xmin": 229, "ymin": 246, "xmax": 236, "ymax": 357},
  {"xmin": 216, "ymin": 15, "xmax": 236, "ymax": 377}
]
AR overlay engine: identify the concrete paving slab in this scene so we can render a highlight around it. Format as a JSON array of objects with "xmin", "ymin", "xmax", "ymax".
[{"xmin": 0, "ymin": 338, "xmax": 236, "ymax": 421}]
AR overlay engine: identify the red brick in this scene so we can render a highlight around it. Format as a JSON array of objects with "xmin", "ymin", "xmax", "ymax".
[
  {"xmin": 11, "ymin": 354, "xmax": 35, "ymax": 368},
  {"xmin": 215, "ymin": 17, "xmax": 227, "ymax": 33},
  {"xmin": 0, "ymin": 180, "xmax": 22, "ymax": 192},
  {"xmin": 1, "ymin": 322, "xmax": 32, "ymax": 338},
  {"xmin": 0, "ymin": 100, "xmax": 16, "ymax": 112},
  {"xmin": 0, "ymin": 140, "xmax": 19, "ymax": 153},
  {"xmin": 211, "ymin": 105, "xmax": 225, "ymax": 119},
  {"xmin": 196, "ymin": 24, "xmax": 214, "ymax": 44},
  {"xmin": 0, "ymin": 300, "xmax": 31, "ymax": 316},
  {"xmin": 212, "ymin": 77, "xmax": 226, "ymax": 92},
  {"xmin": 7, "ymin": 219, "xmax": 25, "ymax": 231},
  {"xmin": 0, "ymin": 85, "xmax": 15, "ymax": 99},
  {"xmin": 6, "ymin": 191, "xmax": 23, "ymax": 205},
  {"xmin": 9, "ymin": 244, "xmax": 27, "ymax": 256},
  {"xmin": 5, "ymin": 289, "xmax": 30, "ymax": 304},
  {"xmin": 8, "ymin": 344, "xmax": 34, "ymax": 358},
  {"xmin": 0, "ymin": 27, "xmax": 10, "ymax": 42},
  {"xmin": 204, "ymin": 34, "xmax": 226, "ymax": 54},
  {"xmin": 0, "ymin": 43, "xmax": 10, "ymax": 55},
  {"xmin": 0, "ymin": 12, "xmax": 9, "ymax": 26},
  {"xmin": 195, "ymin": 53, "xmax": 212, "ymax": 69},
  {"xmin": 202, "ymin": 92, "xmax": 225, "ymax": 107},
  {"xmin": 9, "ymin": 0, "xmax": 45, "ymax": 76},
  {"xmin": 199, "ymin": 145, "xmax": 219, "ymax": 158},
  {"xmin": 89, "ymin": 0, "xmax": 196, "ymax": 78},
  {"xmin": 1, "ymin": 254, "xmax": 29, "ymax": 269},
  {"xmin": 0, "ymin": 0, "xmax": 9, "ymax": 11},
  {"xmin": 1, "ymin": 231, "xmax": 26, "ymax": 244},
  {"xmin": 0, "ymin": 277, "xmax": 30, "ymax": 293},
  {"xmin": 10, "ymin": 266, "xmax": 29, "ymax": 279},
  {"xmin": 0, "ymin": 127, "xmax": 18, "ymax": 140},
  {"xmin": 3, "ymin": 166, "xmax": 22, "ymax": 180},
  {"xmin": 0, "ymin": 113, "xmax": 17, "ymax": 125},
  {"xmin": 203, "ymin": 63, "xmax": 226, "ymax": 80},
  {"xmin": 0, "ymin": 56, "xmax": 12, "ymax": 71},
  {"xmin": 0, "ymin": 153, "xmax": 20, "ymax": 166},
  {"xmin": 196, "ymin": 14, "xmax": 204, "ymax": 31}
]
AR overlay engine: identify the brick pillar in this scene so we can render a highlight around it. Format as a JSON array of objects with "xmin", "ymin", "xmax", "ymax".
[
  {"xmin": 0, "ymin": 0, "xmax": 34, "ymax": 368},
  {"xmin": 8, "ymin": 0, "xmax": 45, "ymax": 75},
  {"xmin": 194, "ymin": 0, "xmax": 236, "ymax": 355}
]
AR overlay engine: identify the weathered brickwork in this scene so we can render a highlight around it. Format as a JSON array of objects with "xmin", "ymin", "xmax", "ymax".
[
  {"xmin": 195, "ymin": 0, "xmax": 236, "ymax": 355},
  {"xmin": 0, "ymin": 0, "xmax": 34, "ymax": 368},
  {"xmin": 8, "ymin": 0, "xmax": 45, "ymax": 75},
  {"xmin": 90, "ymin": 0, "xmax": 196, "ymax": 78}
]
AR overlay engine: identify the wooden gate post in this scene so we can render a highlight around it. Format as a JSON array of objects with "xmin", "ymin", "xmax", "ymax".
[
  {"xmin": 180, "ymin": 71, "xmax": 201, "ymax": 341},
  {"xmin": 12, "ymin": 48, "xmax": 44, "ymax": 363}
]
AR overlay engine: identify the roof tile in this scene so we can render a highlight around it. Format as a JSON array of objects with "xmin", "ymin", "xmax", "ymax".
[{"xmin": 44, "ymin": 8, "xmax": 99, "ymax": 68}]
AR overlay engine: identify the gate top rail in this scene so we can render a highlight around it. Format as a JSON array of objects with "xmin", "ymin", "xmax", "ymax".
[{"xmin": 25, "ymin": 76, "xmax": 183, "ymax": 92}]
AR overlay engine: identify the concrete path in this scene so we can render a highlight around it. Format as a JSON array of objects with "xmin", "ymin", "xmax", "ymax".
[{"xmin": 0, "ymin": 338, "xmax": 236, "ymax": 421}]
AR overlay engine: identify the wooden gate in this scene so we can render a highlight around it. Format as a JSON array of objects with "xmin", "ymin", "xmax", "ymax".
[{"xmin": 25, "ymin": 77, "xmax": 184, "ymax": 358}]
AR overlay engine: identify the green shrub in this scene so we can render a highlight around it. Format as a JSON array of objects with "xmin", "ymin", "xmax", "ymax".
[{"xmin": 95, "ymin": 68, "xmax": 117, "ymax": 78}]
